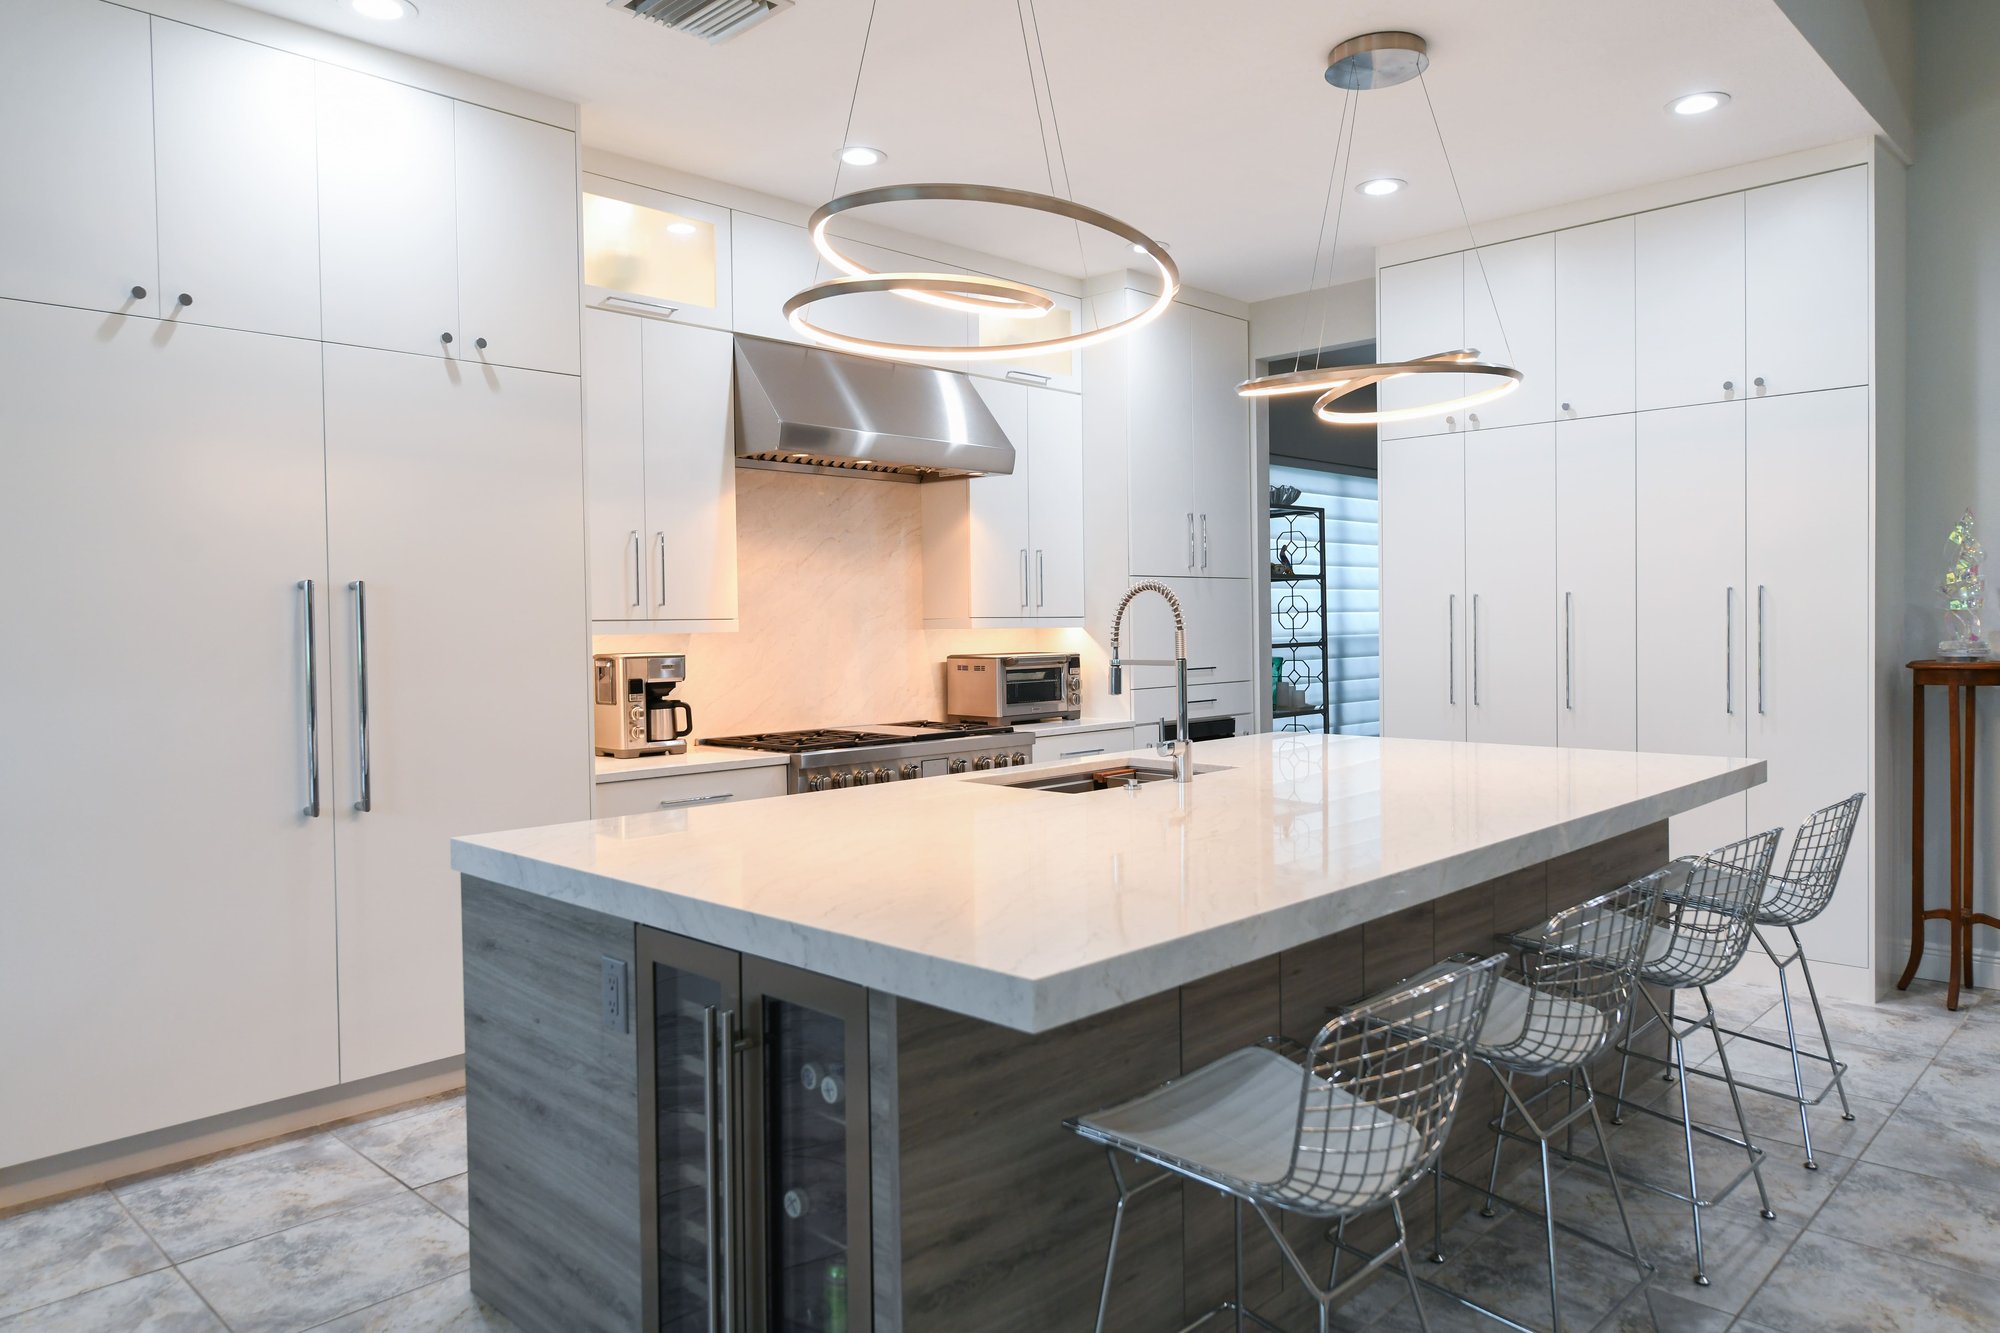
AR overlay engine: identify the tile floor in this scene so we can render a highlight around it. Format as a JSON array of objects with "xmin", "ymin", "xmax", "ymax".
[{"xmin": 0, "ymin": 977, "xmax": 1993, "ymax": 1331}]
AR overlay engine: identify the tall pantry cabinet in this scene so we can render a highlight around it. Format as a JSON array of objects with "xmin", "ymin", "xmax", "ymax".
[
  {"xmin": 0, "ymin": 0, "xmax": 587, "ymax": 1168},
  {"xmin": 1377, "ymin": 156, "xmax": 1890, "ymax": 989}
]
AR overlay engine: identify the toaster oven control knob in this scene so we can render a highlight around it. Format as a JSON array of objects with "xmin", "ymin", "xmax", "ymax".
[
  {"xmin": 973, "ymin": 755, "xmax": 995, "ymax": 771},
  {"xmin": 901, "ymin": 763, "xmax": 922, "ymax": 781},
  {"xmin": 947, "ymin": 757, "xmax": 968, "ymax": 775},
  {"xmin": 1012, "ymin": 752, "xmax": 1029, "ymax": 766}
]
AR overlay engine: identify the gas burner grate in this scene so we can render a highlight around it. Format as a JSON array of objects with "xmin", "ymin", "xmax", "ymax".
[{"xmin": 703, "ymin": 729, "xmax": 904, "ymax": 753}]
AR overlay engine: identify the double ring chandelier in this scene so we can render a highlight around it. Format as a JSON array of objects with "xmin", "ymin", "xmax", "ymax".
[
  {"xmin": 785, "ymin": 1, "xmax": 1177, "ymax": 362},
  {"xmin": 1237, "ymin": 32, "xmax": 1523, "ymax": 427}
]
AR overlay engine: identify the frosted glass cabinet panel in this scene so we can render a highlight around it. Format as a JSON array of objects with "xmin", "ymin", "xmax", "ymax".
[{"xmin": 583, "ymin": 174, "xmax": 733, "ymax": 330}]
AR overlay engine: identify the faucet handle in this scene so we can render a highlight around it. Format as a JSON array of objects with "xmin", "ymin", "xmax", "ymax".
[{"xmin": 1155, "ymin": 718, "xmax": 1176, "ymax": 755}]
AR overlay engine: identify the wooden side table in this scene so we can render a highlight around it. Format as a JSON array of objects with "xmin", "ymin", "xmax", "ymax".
[{"xmin": 1899, "ymin": 659, "xmax": 2000, "ymax": 1008}]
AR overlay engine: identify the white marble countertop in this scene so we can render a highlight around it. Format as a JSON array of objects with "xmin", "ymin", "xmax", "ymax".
[
  {"xmin": 458, "ymin": 734, "xmax": 1762, "ymax": 1033},
  {"xmin": 593, "ymin": 747, "xmax": 792, "ymax": 784}
]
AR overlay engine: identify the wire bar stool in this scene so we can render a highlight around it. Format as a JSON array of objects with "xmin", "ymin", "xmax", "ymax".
[
  {"xmin": 1686, "ymin": 794, "xmax": 1866, "ymax": 1169},
  {"xmin": 1395, "ymin": 872, "xmax": 1672, "ymax": 1333},
  {"xmin": 1607, "ymin": 827, "xmax": 1784, "ymax": 1286},
  {"xmin": 1066, "ymin": 954, "xmax": 1503, "ymax": 1333}
]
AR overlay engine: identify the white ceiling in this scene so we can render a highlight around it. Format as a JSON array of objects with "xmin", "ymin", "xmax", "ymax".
[{"xmin": 234, "ymin": 0, "xmax": 1881, "ymax": 302}]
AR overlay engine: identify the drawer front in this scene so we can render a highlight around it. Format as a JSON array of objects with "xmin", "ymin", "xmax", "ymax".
[
  {"xmin": 1130, "ymin": 680, "xmax": 1256, "ymax": 729},
  {"xmin": 1032, "ymin": 727, "xmax": 1138, "ymax": 763},
  {"xmin": 592, "ymin": 765, "xmax": 787, "ymax": 817}
]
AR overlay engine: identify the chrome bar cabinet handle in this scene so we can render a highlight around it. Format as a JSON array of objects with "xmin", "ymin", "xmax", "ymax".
[
  {"xmin": 1187, "ymin": 512, "xmax": 1195, "ymax": 568},
  {"xmin": 1059, "ymin": 746, "xmax": 1106, "ymax": 759},
  {"xmin": 1036, "ymin": 549, "xmax": 1045, "ymax": 607},
  {"xmin": 1447, "ymin": 594, "xmax": 1457, "ymax": 706},
  {"xmin": 629, "ymin": 531, "xmax": 642, "ymax": 608},
  {"xmin": 299, "ymin": 580, "xmax": 319, "ymax": 817},
  {"xmin": 1201, "ymin": 514, "xmax": 1209, "ymax": 569},
  {"xmin": 1563, "ymin": 590, "xmax": 1573, "ymax": 712},
  {"xmin": 658, "ymin": 793, "xmax": 734, "ymax": 809},
  {"xmin": 1019, "ymin": 549, "xmax": 1029, "ymax": 607},
  {"xmin": 1757, "ymin": 584, "xmax": 1767, "ymax": 715},
  {"xmin": 702, "ymin": 1006, "xmax": 721, "ymax": 1333},
  {"xmin": 656, "ymin": 532, "xmax": 668, "ymax": 608},
  {"xmin": 1471, "ymin": 592, "xmax": 1481, "ymax": 707},
  {"xmin": 350, "ymin": 580, "xmax": 372, "ymax": 813},
  {"xmin": 1724, "ymin": 586, "xmax": 1735, "ymax": 716}
]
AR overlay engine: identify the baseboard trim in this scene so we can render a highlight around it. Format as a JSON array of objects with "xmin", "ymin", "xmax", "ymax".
[
  {"xmin": 0, "ymin": 1058, "xmax": 464, "ymax": 1214},
  {"xmin": 1905, "ymin": 940, "xmax": 2000, "ymax": 994},
  {"xmin": 1721, "ymin": 948, "xmax": 1879, "ymax": 1003}
]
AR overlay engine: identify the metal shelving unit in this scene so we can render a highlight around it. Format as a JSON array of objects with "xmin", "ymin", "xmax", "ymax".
[{"xmin": 1269, "ymin": 504, "xmax": 1333, "ymax": 733}]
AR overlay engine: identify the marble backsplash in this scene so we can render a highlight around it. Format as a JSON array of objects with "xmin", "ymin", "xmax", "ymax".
[{"xmin": 594, "ymin": 466, "xmax": 1085, "ymax": 736}]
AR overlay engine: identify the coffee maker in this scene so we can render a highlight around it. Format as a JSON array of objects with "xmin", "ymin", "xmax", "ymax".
[{"xmin": 593, "ymin": 654, "xmax": 695, "ymax": 758}]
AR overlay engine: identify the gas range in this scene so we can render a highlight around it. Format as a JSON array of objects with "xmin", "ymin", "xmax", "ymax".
[{"xmin": 702, "ymin": 721, "xmax": 1030, "ymax": 793}]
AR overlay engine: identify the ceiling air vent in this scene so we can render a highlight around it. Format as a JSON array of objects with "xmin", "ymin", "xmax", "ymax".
[{"xmin": 609, "ymin": 0, "xmax": 792, "ymax": 43}]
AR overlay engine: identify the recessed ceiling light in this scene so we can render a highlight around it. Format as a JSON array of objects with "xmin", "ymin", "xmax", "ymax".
[
  {"xmin": 348, "ymin": 0, "xmax": 414, "ymax": 20},
  {"xmin": 1669, "ymin": 91, "xmax": 1730, "ymax": 116},
  {"xmin": 666, "ymin": 221, "xmax": 698, "ymax": 236},
  {"xmin": 1358, "ymin": 177, "xmax": 1406, "ymax": 197},
  {"xmin": 837, "ymin": 145, "xmax": 885, "ymax": 167}
]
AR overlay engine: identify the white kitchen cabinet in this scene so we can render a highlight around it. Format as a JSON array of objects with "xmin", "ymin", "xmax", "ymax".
[
  {"xmin": 323, "ymin": 344, "xmax": 589, "ymax": 1082},
  {"xmin": 0, "ymin": 301, "xmax": 337, "ymax": 1167},
  {"xmin": 1636, "ymin": 193, "xmax": 1746, "ymax": 412},
  {"xmin": 1746, "ymin": 167, "xmax": 1870, "ymax": 399},
  {"xmin": 1189, "ymin": 304, "xmax": 1253, "ymax": 576},
  {"xmin": 0, "ymin": 0, "xmax": 157, "ymax": 316},
  {"xmin": 1377, "ymin": 252, "xmax": 1463, "ymax": 441},
  {"xmin": 152, "ymin": 19, "xmax": 320, "ymax": 340},
  {"xmin": 1555, "ymin": 217, "xmax": 1635, "ymax": 418},
  {"xmin": 1555, "ymin": 414, "xmax": 1637, "ymax": 751},
  {"xmin": 1747, "ymin": 388, "xmax": 1871, "ymax": 965},
  {"xmin": 582, "ymin": 173, "xmax": 733, "ymax": 330},
  {"xmin": 1464, "ymin": 424, "xmax": 1556, "ymax": 745},
  {"xmin": 1462, "ymin": 235, "xmax": 1555, "ymax": 430},
  {"xmin": 1636, "ymin": 400, "xmax": 1748, "ymax": 855},
  {"xmin": 727, "ymin": 209, "xmax": 970, "ymax": 354},
  {"xmin": 730, "ymin": 211, "xmax": 817, "ymax": 345},
  {"xmin": 1379, "ymin": 433, "xmax": 1466, "ymax": 740},
  {"xmin": 1125, "ymin": 301, "xmax": 1197, "ymax": 576},
  {"xmin": 1030, "ymin": 725, "xmax": 1139, "ymax": 764},
  {"xmin": 922, "ymin": 380, "xmax": 1085, "ymax": 625},
  {"xmin": 315, "ymin": 64, "xmax": 459, "ymax": 359},
  {"xmin": 585, "ymin": 309, "xmax": 738, "ymax": 629},
  {"xmin": 1132, "ymin": 681, "xmax": 1258, "ymax": 734},
  {"xmin": 592, "ymin": 765, "xmax": 787, "ymax": 818},
  {"xmin": 454, "ymin": 101, "xmax": 581, "ymax": 376}
]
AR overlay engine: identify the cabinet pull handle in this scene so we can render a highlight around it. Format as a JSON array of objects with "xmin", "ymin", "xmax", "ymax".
[
  {"xmin": 176, "ymin": 292, "xmax": 192, "ymax": 308},
  {"xmin": 717, "ymin": 1007, "xmax": 739, "ymax": 1333},
  {"xmin": 1036, "ymin": 549, "xmax": 1045, "ymax": 607},
  {"xmin": 599, "ymin": 295, "xmax": 678, "ymax": 320},
  {"xmin": 1187, "ymin": 513, "xmax": 1195, "ymax": 569},
  {"xmin": 350, "ymin": 580, "xmax": 372, "ymax": 813},
  {"xmin": 1059, "ymin": 747, "xmax": 1106, "ymax": 758},
  {"xmin": 1187, "ymin": 665, "xmax": 1219, "ymax": 673},
  {"xmin": 1753, "ymin": 376, "xmax": 1766, "ymax": 390},
  {"xmin": 1724, "ymin": 586, "xmax": 1735, "ymax": 716},
  {"xmin": 1020, "ymin": 549, "xmax": 1030, "ymax": 607},
  {"xmin": 1188, "ymin": 697, "xmax": 1219, "ymax": 706},
  {"xmin": 629, "ymin": 531, "xmax": 643, "ymax": 608},
  {"xmin": 657, "ymin": 533, "xmax": 669, "ymax": 609},
  {"xmin": 474, "ymin": 337, "xmax": 488, "ymax": 350},
  {"xmin": 130, "ymin": 285, "xmax": 148, "ymax": 301},
  {"xmin": 1564, "ymin": 590, "xmax": 1573, "ymax": 712},
  {"xmin": 1005, "ymin": 369, "xmax": 1051, "ymax": 385},
  {"xmin": 440, "ymin": 332, "xmax": 453, "ymax": 346},
  {"xmin": 299, "ymin": 579, "xmax": 320, "ymax": 818},
  {"xmin": 702, "ymin": 1006, "xmax": 722, "ymax": 1333},
  {"xmin": 1471, "ymin": 593, "xmax": 1481, "ymax": 706},
  {"xmin": 1723, "ymin": 380, "xmax": 1735, "ymax": 393},
  {"xmin": 658, "ymin": 793, "xmax": 734, "ymax": 809},
  {"xmin": 1561, "ymin": 401, "xmax": 1573, "ymax": 413},
  {"xmin": 1756, "ymin": 584, "xmax": 1767, "ymax": 715},
  {"xmin": 1448, "ymin": 593, "xmax": 1457, "ymax": 706},
  {"xmin": 1201, "ymin": 514, "xmax": 1209, "ymax": 569},
  {"xmin": 1468, "ymin": 412, "xmax": 1481, "ymax": 428}
]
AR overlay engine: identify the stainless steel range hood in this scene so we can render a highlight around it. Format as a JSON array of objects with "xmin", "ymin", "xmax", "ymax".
[{"xmin": 732, "ymin": 335, "xmax": 1016, "ymax": 480}]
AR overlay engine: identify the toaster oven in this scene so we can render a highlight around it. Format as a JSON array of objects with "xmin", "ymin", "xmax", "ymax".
[{"xmin": 944, "ymin": 652, "xmax": 1081, "ymax": 724}]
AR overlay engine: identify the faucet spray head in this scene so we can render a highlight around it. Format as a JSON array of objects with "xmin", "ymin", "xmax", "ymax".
[{"xmin": 1109, "ymin": 662, "xmax": 1124, "ymax": 696}]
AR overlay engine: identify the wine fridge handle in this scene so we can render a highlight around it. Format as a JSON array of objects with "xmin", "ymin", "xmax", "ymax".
[
  {"xmin": 702, "ymin": 1005, "xmax": 721, "ymax": 1333},
  {"xmin": 717, "ymin": 1008, "xmax": 738, "ymax": 1333}
]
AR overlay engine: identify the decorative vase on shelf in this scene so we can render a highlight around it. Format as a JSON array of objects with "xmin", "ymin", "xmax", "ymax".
[{"xmin": 1939, "ymin": 509, "xmax": 1991, "ymax": 659}]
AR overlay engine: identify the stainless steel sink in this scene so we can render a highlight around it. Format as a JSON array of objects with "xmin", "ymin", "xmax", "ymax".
[{"xmin": 982, "ymin": 763, "xmax": 1214, "ymax": 794}]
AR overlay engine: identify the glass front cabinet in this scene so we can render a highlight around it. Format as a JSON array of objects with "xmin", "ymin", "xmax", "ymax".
[{"xmin": 637, "ymin": 929, "xmax": 872, "ymax": 1333}]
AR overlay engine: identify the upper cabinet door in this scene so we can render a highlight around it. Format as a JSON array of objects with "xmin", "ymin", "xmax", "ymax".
[
  {"xmin": 1127, "ymin": 299, "xmax": 1197, "ymax": 577},
  {"xmin": 582, "ymin": 173, "xmax": 733, "ymax": 331},
  {"xmin": 454, "ymin": 103, "xmax": 581, "ymax": 375},
  {"xmin": 730, "ymin": 211, "xmax": 816, "ymax": 344},
  {"xmin": 316, "ymin": 64, "xmax": 458, "ymax": 359},
  {"xmin": 1746, "ymin": 167, "xmax": 1869, "ymax": 399},
  {"xmin": 1027, "ymin": 388, "xmax": 1084, "ymax": 619},
  {"xmin": 152, "ymin": 20, "xmax": 319, "ymax": 340},
  {"xmin": 1636, "ymin": 193, "xmax": 1745, "ymax": 411},
  {"xmin": 1463, "ymin": 424, "xmax": 1556, "ymax": 745},
  {"xmin": 1555, "ymin": 216, "xmax": 1635, "ymax": 419},
  {"xmin": 582, "ymin": 309, "xmax": 648, "ymax": 623},
  {"xmin": 967, "ymin": 378, "xmax": 1033, "ymax": 617},
  {"xmin": 0, "ymin": 0, "xmax": 157, "ymax": 316},
  {"xmin": 1188, "ymin": 306, "xmax": 1252, "ymax": 577},
  {"xmin": 1377, "ymin": 252, "xmax": 1463, "ymax": 441},
  {"xmin": 641, "ymin": 319, "xmax": 738, "ymax": 623},
  {"xmin": 1462, "ymin": 235, "xmax": 1554, "ymax": 430}
]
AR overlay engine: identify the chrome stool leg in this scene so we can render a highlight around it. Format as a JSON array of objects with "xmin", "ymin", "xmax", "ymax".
[
  {"xmin": 1793, "ymin": 925, "xmax": 1857, "ymax": 1124},
  {"xmin": 1089, "ymin": 1149, "xmax": 1172, "ymax": 1333},
  {"xmin": 1774, "ymin": 958, "xmax": 1819, "ymax": 1168},
  {"xmin": 1670, "ymin": 1025, "xmax": 1710, "ymax": 1285}
]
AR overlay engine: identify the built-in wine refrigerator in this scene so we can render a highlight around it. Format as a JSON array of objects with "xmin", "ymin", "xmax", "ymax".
[{"xmin": 637, "ymin": 929, "xmax": 873, "ymax": 1333}]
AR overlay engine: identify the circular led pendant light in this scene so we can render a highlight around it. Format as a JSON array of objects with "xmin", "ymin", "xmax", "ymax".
[
  {"xmin": 787, "ymin": 0, "xmax": 1175, "ymax": 359},
  {"xmin": 1238, "ymin": 32, "xmax": 1522, "ymax": 427}
]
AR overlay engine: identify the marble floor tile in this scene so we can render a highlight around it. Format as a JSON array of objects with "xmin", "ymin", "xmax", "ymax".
[
  {"xmin": 1931, "ymin": 1006, "xmax": 2000, "ymax": 1070},
  {"xmin": 1739, "ymin": 1229, "xmax": 2000, "ymax": 1332},
  {"xmin": 1588, "ymin": 1282, "xmax": 1734, "ymax": 1333},
  {"xmin": 334, "ymin": 1100, "xmax": 466, "ymax": 1189},
  {"xmin": 0, "ymin": 1267, "xmax": 223, "ymax": 1332},
  {"xmin": 329, "ymin": 1093, "xmax": 464, "ymax": 1138},
  {"xmin": 1861, "ymin": 1103, "xmax": 2000, "ymax": 1195},
  {"xmin": 0, "ymin": 1190, "xmax": 168, "ymax": 1319},
  {"xmin": 1808, "ymin": 1159, "xmax": 2000, "ymax": 1280},
  {"xmin": 1372, "ymin": 1209, "xmax": 1641, "ymax": 1333},
  {"xmin": 1691, "ymin": 1023, "xmax": 1930, "ymax": 1105},
  {"xmin": 178, "ymin": 1192, "xmax": 468, "ymax": 1333},
  {"xmin": 114, "ymin": 1134, "xmax": 405, "ymax": 1262},
  {"xmin": 306, "ymin": 1272, "xmax": 516, "ymax": 1332},
  {"xmin": 1622, "ymin": 1062, "xmax": 1894, "ymax": 1162},
  {"xmin": 1896, "ymin": 1057, "xmax": 1995, "ymax": 1121},
  {"xmin": 417, "ymin": 1173, "xmax": 469, "ymax": 1227}
]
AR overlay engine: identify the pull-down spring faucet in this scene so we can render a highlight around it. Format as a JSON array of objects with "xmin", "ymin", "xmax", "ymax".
[{"xmin": 1109, "ymin": 581, "xmax": 1192, "ymax": 783}]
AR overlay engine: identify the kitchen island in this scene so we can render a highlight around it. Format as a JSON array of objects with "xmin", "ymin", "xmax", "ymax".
[{"xmin": 451, "ymin": 733, "xmax": 1761, "ymax": 1333}]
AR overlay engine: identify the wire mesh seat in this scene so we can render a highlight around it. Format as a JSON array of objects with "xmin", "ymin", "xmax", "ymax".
[
  {"xmin": 1065, "ymin": 954, "xmax": 1503, "ymax": 1333},
  {"xmin": 1609, "ymin": 827, "xmax": 1784, "ymax": 1287},
  {"xmin": 1707, "ymin": 794, "xmax": 1867, "ymax": 1169},
  {"xmin": 1404, "ymin": 871, "xmax": 1670, "ymax": 1332}
]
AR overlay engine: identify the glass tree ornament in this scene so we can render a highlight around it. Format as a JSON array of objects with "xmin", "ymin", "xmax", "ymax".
[{"xmin": 1940, "ymin": 509, "xmax": 1989, "ymax": 658}]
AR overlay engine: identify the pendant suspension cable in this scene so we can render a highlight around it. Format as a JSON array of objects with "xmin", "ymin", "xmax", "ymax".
[
  {"xmin": 1021, "ymin": 0, "xmax": 1089, "ymax": 282},
  {"xmin": 1311, "ymin": 87, "xmax": 1361, "ymax": 370},
  {"xmin": 1295, "ymin": 86, "xmax": 1353, "ymax": 366},
  {"xmin": 1417, "ymin": 68, "xmax": 1512, "ymax": 366},
  {"xmin": 821, "ymin": 0, "xmax": 883, "ymax": 282}
]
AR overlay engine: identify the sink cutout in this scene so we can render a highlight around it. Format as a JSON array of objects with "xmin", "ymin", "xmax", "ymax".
[{"xmin": 977, "ymin": 760, "xmax": 1225, "ymax": 794}]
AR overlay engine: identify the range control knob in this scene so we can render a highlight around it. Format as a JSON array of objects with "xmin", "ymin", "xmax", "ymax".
[
  {"xmin": 834, "ymin": 771, "xmax": 854, "ymax": 789},
  {"xmin": 1012, "ymin": 752, "xmax": 1029, "ymax": 766},
  {"xmin": 855, "ymin": 769, "xmax": 874, "ymax": 786},
  {"xmin": 901, "ymin": 763, "xmax": 922, "ymax": 781},
  {"xmin": 973, "ymin": 755, "xmax": 995, "ymax": 771},
  {"xmin": 875, "ymin": 767, "xmax": 896, "ymax": 782},
  {"xmin": 948, "ymin": 757, "xmax": 968, "ymax": 775},
  {"xmin": 806, "ymin": 776, "xmax": 825, "ymax": 792},
  {"xmin": 992, "ymin": 753, "xmax": 1011, "ymax": 769}
]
